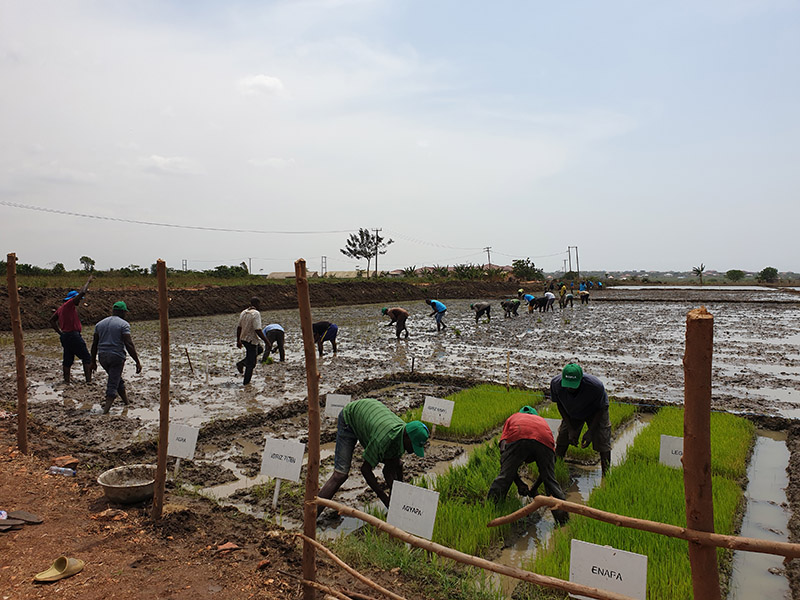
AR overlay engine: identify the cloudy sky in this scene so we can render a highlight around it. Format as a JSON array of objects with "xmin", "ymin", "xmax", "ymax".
[{"xmin": 1, "ymin": 1, "xmax": 798, "ymax": 274}]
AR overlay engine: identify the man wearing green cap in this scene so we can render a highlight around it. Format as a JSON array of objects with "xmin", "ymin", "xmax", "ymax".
[
  {"xmin": 488, "ymin": 406, "xmax": 569, "ymax": 524},
  {"xmin": 318, "ymin": 398, "xmax": 429, "ymax": 514},
  {"xmin": 381, "ymin": 307, "xmax": 409, "ymax": 339},
  {"xmin": 90, "ymin": 301, "xmax": 142, "ymax": 414},
  {"xmin": 550, "ymin": 363, "xmax": 612, "ymax": 474},
  {"xmin": 50, "ymin": 274, "xmax": 93, "ymax": 383}
]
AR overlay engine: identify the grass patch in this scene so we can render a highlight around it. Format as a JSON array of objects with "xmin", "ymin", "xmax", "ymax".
[
  {"xmin": 518, "ymin": 407, "xmax": 754, "ymax": 600},
  {"xmin": 401, "ymin": 384, "xmax": 545, "ymax": 440},
  {"xmin": 536, "ymin": 401, "xmax": 637, "ymax": 462}
]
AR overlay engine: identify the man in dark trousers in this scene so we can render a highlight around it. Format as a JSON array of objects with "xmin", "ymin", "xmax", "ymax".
[
  {"xmin": 381, "ymin": 307, "xmax": 409, "ymax": 339},
  {"xmin": 91, "ymin": 301, "xmax": 142, "ymax": 414},
  {"xmin": 313, "ymin": 321, "xmax": 338, "ymax": 356},
  {"xmin": 550, "ymin": 363, "xmax": 612, "ymax": 474},
  {"xmin": 317, "ymin": 398, "xmax": 430, "ymax": 514},
  {"xmin": 50, "ymin": 274, "xmax": 93, "ymax": 383},
  {"xmin": 236, "ymin": 297, "xmax": 269, "ymax": 384},
  {"xmin": 487, "ymin": 406, "xmax": 569, "ymax": 525},
  {"xmin": 260, "ymin": 323, "xmax": 286, "ymax": 363},
  {"xmin": 470, "ymin": 302, "xmax": 491, "ymax": 323}
]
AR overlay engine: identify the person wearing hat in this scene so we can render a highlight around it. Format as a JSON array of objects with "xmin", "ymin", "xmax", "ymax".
[
  {"xmin": 426, "ymin": 299, "xmax": 447, "ymax": 331},
  {"xmin": 317, "ymin": 398, "xmax": 430, "ymax": 514},
  {"xmin": 487, "ymin": 406, "xmax": 569, "ymax": 525},
  {"xmin": 49, "ymin": 275, "xmax": 93, "ymax": 383},
  {"xmin": 381, "ymin": 307, "xmax": 409, "ymax": 339},
  {"xmin": 551, "ymin": 363, "xmax": 612, "ymax": 474},
  {"xmin": 470, "ymin": 301, "xmax": 491, "ymax": 323},
  {"xmin": 90, "ymin": 301, "xmax": 142, "ymax": 414}
]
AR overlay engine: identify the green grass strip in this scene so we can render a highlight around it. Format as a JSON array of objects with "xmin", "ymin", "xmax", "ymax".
[
  {"xmin": 537, "ymin": 400, "xmax": 637, "ymax": 462},
  {"xmin": 519, "ymin": 408, "xmax": 754, "ymax": 600},
  {"xmin": 401, "ymin": 384, "xmax": 545, "ymax": 439}
]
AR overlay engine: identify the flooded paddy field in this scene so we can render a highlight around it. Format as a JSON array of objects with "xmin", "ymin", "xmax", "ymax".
[{"xmin": 1, "ymin": 288, "xmax": 799, "ymax": 598}]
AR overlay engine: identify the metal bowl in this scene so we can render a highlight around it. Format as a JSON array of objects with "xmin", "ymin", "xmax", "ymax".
[{"xmin": 97, "ymin": 464, "xmax": 156, "ymax": 504}]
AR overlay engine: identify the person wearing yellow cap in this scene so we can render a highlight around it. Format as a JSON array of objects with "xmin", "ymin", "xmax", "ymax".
[
  {"xmin": 49, "ymin": 274, "xmax": 93, "ymax": 383},
  {"xmin": 318, "ymin": 398, "xmax": 429, "ymax": 514},
  {"xmin": 487, "ymin": 405, "xmax": 569, "ymax": 525},
  {"xmin": 90, "ymin": 301, "xmax": 142, "ymax": 414},
  {"xmin": 550, "ymin": 363, "xmax": 612, "ymax": 474},
  {"xmin": 381, "ymin": 307, "xmax": 409, "ymax": 339}
]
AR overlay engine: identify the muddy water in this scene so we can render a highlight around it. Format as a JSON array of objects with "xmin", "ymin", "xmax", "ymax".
[{"xmin": 728, "ymin": 432, "xmax": 791, "ymax": 600}]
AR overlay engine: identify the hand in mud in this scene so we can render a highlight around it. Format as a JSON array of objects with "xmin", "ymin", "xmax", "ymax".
[
  {"xmin": 580, "ymin": 433, "xmax": 591, "ymax": 449},
  {"xmin": 135, "ymin": 362, "xmax": 142, "ymax": 374}
]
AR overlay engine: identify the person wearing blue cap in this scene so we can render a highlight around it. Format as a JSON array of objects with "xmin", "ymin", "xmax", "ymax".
[
  {"xmin": 91, "ymin": 301, "xmax": 142, "ymax": 414},
  {"xmin": 49, "ymin": 275, "xmax": 93, "ymax": 383},
  {"xmin": 317, "ymin": 398, "xmax": 429, "ymax": 514},
  {"xmin": 487, "ymin": 406, "xmax": 569, "ymax": 525}
]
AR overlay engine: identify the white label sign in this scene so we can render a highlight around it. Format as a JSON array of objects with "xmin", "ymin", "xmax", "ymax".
[
  {"xmin": 167, "ymin": 423, "xmax": 199, "ymax": 460},
  {"xmin": 325, "ymin": 394, "xmax": 352, "ymax": 419},
  {"xmin": 544, "ymin": 418, "xmax": 562, "ymax": 441},
  {"xmin": 260, "ymin": 438, "xmax": 305, "ymax": 482},
  {"xmin": 659, "ymin": 435, "xmax": 684, "ymax": 469},
  {"xmin": 421, "ymin": 396, "xmax": 455, "ymax": 427},
  {"xmin": 569, "ymin": 539, "xmax": 647, "ymax": 600},
  {"xmin": 386, "ymin": 481, "xmax": 440, "ymax": 540}
]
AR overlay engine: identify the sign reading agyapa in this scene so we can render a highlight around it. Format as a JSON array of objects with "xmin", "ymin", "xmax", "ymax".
[
  {"xmin": 659, "ymin": 435, "xmax": 684, "ymax": 469},
  {"xmin": 569, "ymin": 539, "xmax": 647, "ymax": 600},
  {"xmin": 167, "ymin": 423, "xmax": 199, "ymax": 460},
  {"xmin": 421, "ymin": 396, "xmax": 454, "ymax": 427},
  {"xmin": 324, "ymin": 394, "xmax": 352, "ymax": 419},
  {"xmin": 260, "ymin": 438, "xmax": 305, "ymax": 482},
  {"xmin": 386, "ymin": 481, "xmax": 440, "ymax": 540}
]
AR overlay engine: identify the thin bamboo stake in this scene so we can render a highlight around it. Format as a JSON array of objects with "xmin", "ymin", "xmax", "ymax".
[
  {"xmin": 683, "ymin": 306, "xmax": 720, "ymax": 599},
  {"xmin": 296, "ymin": 258, "xmax": 321, "ymax": 600},
  {"xmin": 298, "ymin": 534, "xmax": 407, "ymax": 600},
  {"xmin": 184, "ymin": 347, "xmax": 194, "ymax": 376},
  {"xmin": 314, "ymin": 497, "xmax": 635, "ymax": 600},
  {"xmin": 151, "ymin": 259, "xmax": 170, "ymax": 520},
  {"xmin": 488, "ymin": 496, "xmax": 800, "ymax": 558},
  {"xmin": 300, "ymin": 580, "xmax": 352, "ymax": 600},
  {"xmin": 6, "ymin": 253, "xmax": 28, "ymax": 454},
  {"xmin": 506, "ymin": 351, "xmax": 510, "ymax": 391}
]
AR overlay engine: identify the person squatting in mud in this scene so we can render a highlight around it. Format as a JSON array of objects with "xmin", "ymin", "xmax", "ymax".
[
  {"xmin": 90, "ymin": 301, "xmax": 142, "ymax": 414},
  {"xmin": 487, "ymin": 405, "xmax": 569, "ymax": 525},
  {"xmin": 381, "ymin": 307, "xmax": 409, "ymax": 339},
  {"xmin": 550, "ymin": 363, "xmax": 612, "ymax": 475},
  {"xmin": 50, "ymin": 274, "xmax": 93, "ymax": 384},
  {"xmin": 317, "ymin": 398, "xmax": 430, "ymax": 515},
  {"xmin": 471, "ymin": 301, "xmax": 491, "ymax": 323},
  {"xmin": 236, "ymin": 297, "xmax": 268, "ymax": 384},
  {"xmin": 313, "ymin": 321, "xmax": 338, "ymax": 356},
  {"xmin": 426, "ymin": 299, "xmax": 447, "ymax": 331},
  {"xmin": 501, "ymin": 298, "xmax": 521, "ymax": 318}
]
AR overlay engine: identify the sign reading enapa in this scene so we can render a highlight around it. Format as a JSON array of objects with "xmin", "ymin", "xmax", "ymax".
[{"xmin": 569, "ymin": 539, "xmax": 647, "ymax": 600}]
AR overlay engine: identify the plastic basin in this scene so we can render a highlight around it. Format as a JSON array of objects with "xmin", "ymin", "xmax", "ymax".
[{"xmin": 97, "ymin": 464, "xmax": 156, "ymax": 504}]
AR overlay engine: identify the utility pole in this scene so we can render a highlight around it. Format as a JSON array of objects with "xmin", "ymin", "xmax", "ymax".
[
  {"xmin": 181, "ymin": 259, "xmax": 188, "ymax": 272},
  {"xmin": 321, "ymin": 256, "xmax": 327, "ymax": 277},
  {"xmin": 484, "ymin": 246, "xmax": 492, "ymax": 268},
  {"xmin": 568, "ymin": 246, "xmax": 580, "ymax": 280},
  {"xmin": 248, "ymin": 257, "xmax": 252, "ymax": 274},
  {"xmin": 373, "ymin": 228, "xmax": 382, "ymax": 278},
  {"xmin": 567, "ymin": 248, "xmax": 572, "ymax": 274},
  {"xmin": 563, "ymin": 259, "xmax": 567, "ymax": 274}
]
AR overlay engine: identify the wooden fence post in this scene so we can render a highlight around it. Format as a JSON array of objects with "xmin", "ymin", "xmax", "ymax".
[
  {"xmin": 296, "ymin": 258, "xmax": 320, "ymax": 600},
  {"xmin": 152, "ymin": 259, "xmax": 170, "ymax": 520},
  {"xmin": 683, "ymin": 306, "xmax": 720, "ymax": 599},
  {"xmin": 6, "ymin": 253, "xmax": 28, "ymax": 454}
]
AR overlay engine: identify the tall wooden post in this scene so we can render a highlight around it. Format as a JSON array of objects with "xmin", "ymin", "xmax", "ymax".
[
  {"xmin": 683, "ymin": 306, "xmax": 720, "ymax": 599},
  {"xmin": 152, "ymin": 259, "xmax": 170, "ymax": 520},
  {"xmin": 6, "ymin": 253, "xmax": 28, "ymax": 454},
  {"xmin": 296, "ymin": 258, "xmax": 320, "ymax": 600}
]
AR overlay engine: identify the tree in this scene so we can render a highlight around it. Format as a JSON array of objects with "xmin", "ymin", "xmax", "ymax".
[
  {"xmin": 726, "ymin": 269, "xmax": 745, "ymax": 282},
  {"xmin": 51, "ymin": 262, "xmax": 66, "ymax": 275},
  {"xmin": 692, "ymin": 263, "xmax": 705, "ymax": 286},
  {"xmin": 758, "ymin": 266, "xmax": 779, "ymax": 283},
  {"xmin": 80, "ymin": 256, "xmax": 95, "ymax": 272},
  {"xmin": 340, "ymin": 228, "xmax": 393, "ymax": 277},
  {"xmin": 511, "ymin": 258, "xmax": 544, "ymax": 281}
]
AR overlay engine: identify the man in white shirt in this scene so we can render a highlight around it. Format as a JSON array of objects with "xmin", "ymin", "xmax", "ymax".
[{"xmin": 235, "ymin": 297, "xmax": 268, "ymax": 385}]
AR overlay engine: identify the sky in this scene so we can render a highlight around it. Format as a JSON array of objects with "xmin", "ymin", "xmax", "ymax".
[{"xmin": 1, "ymin": 0, "xmax": 798, "ymax": 275}]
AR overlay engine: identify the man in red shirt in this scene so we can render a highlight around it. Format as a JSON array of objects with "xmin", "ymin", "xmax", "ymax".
[
  {"xmin": 487, "ymin": 406, "xmax": 569, "ymax": 524},
  {"xmin": 49, "ymin": 275, "xmax": 93, "ymax": 383}
]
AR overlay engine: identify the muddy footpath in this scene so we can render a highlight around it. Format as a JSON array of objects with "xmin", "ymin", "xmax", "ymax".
[{"xmin": 2, "ymin": 284, "xmax": 800, "ymax": 599}]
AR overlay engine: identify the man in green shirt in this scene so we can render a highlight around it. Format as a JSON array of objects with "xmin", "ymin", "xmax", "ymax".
[{"xmin": 317, "ymin": 398, "xmax": 429, "ymax": 514}]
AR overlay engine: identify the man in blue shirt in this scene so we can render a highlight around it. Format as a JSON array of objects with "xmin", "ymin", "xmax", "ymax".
[{"xmin": 426, "ymin": 299, "xmax": 447, "ymax": 331}]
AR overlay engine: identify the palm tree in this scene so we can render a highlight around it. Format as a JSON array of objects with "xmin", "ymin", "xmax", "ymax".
[{"xmin": 692, "ymin": 263, "xmax": 705, "ymax": 286}]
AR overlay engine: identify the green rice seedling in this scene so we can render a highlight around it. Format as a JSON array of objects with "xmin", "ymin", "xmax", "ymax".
[
  {"xmin": 536, "ymin": 401, "xmax": 636, "ymax": 462},
  {"xmin": 402, "ymin": 385, "xmax": 545, "ymax": 440},
  {"xmin": 519, "ymin": 407, "xmax": 753, "ymax": 600}
]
